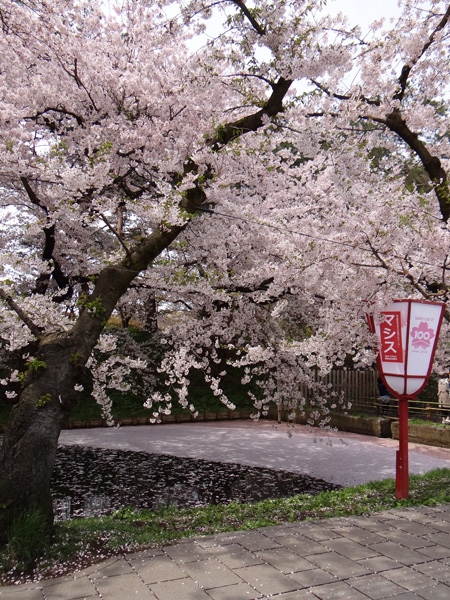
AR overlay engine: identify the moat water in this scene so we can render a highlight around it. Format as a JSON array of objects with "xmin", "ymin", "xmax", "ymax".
[{"xmin": 52, "ymin": 445, "xmax": 341, "ymax": 520}]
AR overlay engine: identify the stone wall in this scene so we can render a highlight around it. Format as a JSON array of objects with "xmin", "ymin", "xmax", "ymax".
[{"xmin": 391, "ymin": 421, "xmax": 450, "ymax": 448}]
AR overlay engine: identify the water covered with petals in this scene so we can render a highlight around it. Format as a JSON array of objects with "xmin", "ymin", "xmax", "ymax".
[{"xmin": 51, "ymin": 445, "xmax": 340, "ymax": 520}]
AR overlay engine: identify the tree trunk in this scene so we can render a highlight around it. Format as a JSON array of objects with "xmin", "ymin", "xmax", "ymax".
[
  {"xmin": 0, "ymin": 333, "xmax": 90, "ymax": 542},
  {"xmin": 0, "ymin": 65, "xmax": 291, "ymax": 541},
  {"xmin": 0, "ymin": 215, "xmax": 192, "ymax": 541}
]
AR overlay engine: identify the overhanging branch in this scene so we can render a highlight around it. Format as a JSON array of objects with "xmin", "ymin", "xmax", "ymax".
[
  {"xmin": 0, "ymin": 288, "xmax": 43, "ymax": 337},
  {"xmin": 395, "ymin": 4, "xmax": 450, "ymax": 100},
  {"xmin": 206, "ymin": 76, "xmax": 292, "ymax": 149}
]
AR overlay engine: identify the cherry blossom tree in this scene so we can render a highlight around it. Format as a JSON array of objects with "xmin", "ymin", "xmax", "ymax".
[{"xmin": 1, "ymin": 0, "xmax": 450, "ymax": 539}]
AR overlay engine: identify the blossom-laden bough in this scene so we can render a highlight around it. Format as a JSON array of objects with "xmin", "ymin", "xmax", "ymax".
[{"xmin": 1, "ymin": 0, "xmax": 450, "ymax": 539}]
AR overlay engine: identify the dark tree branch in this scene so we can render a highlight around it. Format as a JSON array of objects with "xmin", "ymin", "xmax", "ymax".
[
  {"xmin": 395, "ymin": 4, "xmax": 450, "ymax": 100},
  {"xmin": 231, "ymin": 0, "xmax": 266, "ymax": 35},
  {"xmin": 29, "ymin": 106, "xmax": 85, "ymax": 129},
  {"xmin": 0, "ymin": 288, "xmax": 43, "ymax": 337},
  {"xmin": 21, "ymin": 178, "xmax": 73, "ymax": 295},
  {"xmin": 206, "ymin": 76, "xmax": 292, "ymax": 149},
  {"xmin": 366, "ymin": 110, "xmax": 450, "ymax": 222},
  {"xmin": 99, "ymin": 213, "xmax": 132, "ymax": 258}
]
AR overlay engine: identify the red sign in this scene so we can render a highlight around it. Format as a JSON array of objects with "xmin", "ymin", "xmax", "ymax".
[
  {"xmin": 380, "ymin": 311, "xmax": 403, "ymax": 363},
  {"xmin": 367, "ymin": 299, "xmax": 446, "ymax": 501}
]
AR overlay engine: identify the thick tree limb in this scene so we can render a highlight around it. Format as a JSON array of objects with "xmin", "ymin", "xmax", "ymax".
[
  {"xmin": 99, "ymin": 213, "xmax": 132, "ymax": 258},
  {"xmin": 231, "ymin": 0, "xmax": 266, "ymax": 35},
  {"xmin": 395, "ymin": 4, "xmax": 450, "ymax": 100},
  {"xmin": 206, "ymin": 76, "xmax": 292, "ymax": 149},
  {"xmin": 367, "ymin": 110, "xmax": 450, "ymax": 222},
  {"xmin": 0, "ymin": 288, "xmax": 43, "ymax": 337},
  {"xmin": 21, "ymin": 177, "xmax": 73, "ymax": 295}
]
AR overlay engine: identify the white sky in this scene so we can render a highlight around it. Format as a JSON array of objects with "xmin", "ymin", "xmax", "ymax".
[{"xmin": 327, "ymin": 0, "xmax": 401, "ymax": 30}]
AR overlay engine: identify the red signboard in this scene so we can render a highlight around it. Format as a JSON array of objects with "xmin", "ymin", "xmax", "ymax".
[
  {"xmin": 380, "ymin": 312, "xmax": 403, "ymax": 363},
  {"xmin": 367, "ymin": 299, "xmax": 446, "ymax": 500}
]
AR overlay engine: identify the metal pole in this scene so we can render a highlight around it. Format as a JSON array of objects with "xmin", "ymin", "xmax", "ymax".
[{"xmin": 396, "ymin": 396, "xmax": 409, "ymax": 499}]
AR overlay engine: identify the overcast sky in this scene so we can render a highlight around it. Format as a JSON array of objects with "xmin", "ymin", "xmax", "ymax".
[{"xmin": 327, "ymin": 0, "xmax": 401, "ymax": 30}]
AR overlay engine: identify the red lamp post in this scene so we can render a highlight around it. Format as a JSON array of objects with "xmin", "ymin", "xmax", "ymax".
[{"xmin": 367, "ymin": 299, "xmax": 445, "ymax": 499}]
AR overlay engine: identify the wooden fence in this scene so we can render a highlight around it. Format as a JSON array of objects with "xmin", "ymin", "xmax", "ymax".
[
  {"xmin": 284, "ymin": 369, "xmax": 378, "ymax": 414},
  {"xmin": 293, "ymin": 369, "xmax": 449, "ymax": 423},
  {"xmin": 320, "ymin": 368, "xmax": 379, "ymax": 414}
]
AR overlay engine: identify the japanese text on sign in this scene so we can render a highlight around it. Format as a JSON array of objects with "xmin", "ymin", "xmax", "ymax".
[{"xmin": 380, "ymin": 311, "xmax": 403, "ymax": 363}]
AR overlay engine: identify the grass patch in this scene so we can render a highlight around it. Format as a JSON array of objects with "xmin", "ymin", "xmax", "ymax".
[
  {"xmin": 408, "ymin": 417, "xmax": 448, "ymax": 428},
  {"xmin": 1, "ymin": 468, "xmax": 449, "ymax": 584},
  {"xmin": 6, "ymin": 508, "xmax": 51, "ymax": 566}
]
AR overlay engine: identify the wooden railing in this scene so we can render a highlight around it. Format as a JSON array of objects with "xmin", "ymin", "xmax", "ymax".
[{"xmin": 278, "ymin": 369, "xmax": 450, "ymax": 424}]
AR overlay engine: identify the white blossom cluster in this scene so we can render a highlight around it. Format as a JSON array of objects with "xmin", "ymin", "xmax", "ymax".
[{"xmin": 1, "ymin": 0, "xmax": 450, "ymax": 424}]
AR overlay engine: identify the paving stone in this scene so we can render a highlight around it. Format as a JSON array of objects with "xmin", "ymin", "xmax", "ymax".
[
  {"xmin": 233, "ymin": 563, "xmax": 300, "ymax": 595},
  {"xmin": 205, "ymin": 543, "xmax": 262, "ymax": 569},
  {"xmin": 275, "ymin": 534, "xmax": 329, "ymax": 555},
  {"xmin": 329, "ymin": 526, "xmax": 385, "ymax": 546},
  {"xmin": 224, "ymin": 531, "xmax": 280, "ymax": 552},
  {"xmin": 192, "ymin": 536, "xmax": 225, "ymax": 548},
  {"xmin": 93, "ymin": 572, "xmax": 156, "ymax": 600},
  {"xmin": 2, "ymin": 505, "xmax": 450, "ymax": 600},
  {"xmin": 381, "ymin": 566, "xmax": 436, "ymax": 591},
  {"xmin": 394, "ymin": 522, "xmax": 442, "ymax": 537},
  {"xmin": 368, "ymin": 541, "xmax": 430, "ymax": 566},
  {"xmin": 269, "ymin": 591, "xmax": 317, "ymax": 600},
  {"xmin": 320, "ymin": 517, "xmax": 357, "ymax": 529},
  {"xmin": 401, "ymin": 512, "xmax": 448, "ymax": 525},
  {"xmin": 41, "ymin": 575, "xmax": 97, "ymax": 600},
  {"xmin": 204, "ymin": 582, "xmax": 263, "ymax": 600},
  {"xmin": 163, "ymin": 541, "xmax": 214, "ymax": 563},
  {"xmin": 373, "ymin": 517, "xmax": 411, "ymax": 529},
  {"xmin": 288, "ymin": 568, "xmax": 340, "ymax": 588},
  {"xmin": 348, "ymin": 573, "xmax": 406, "ymax": 599},
  {"xmin": 86, "ymin": 558, "xmax": 134, "ymax": 579},
  {"xmin": 181, "ymin": 558, "xmax": 243, "ymax": 589},
  {"xmin": 255, "ymin": 548, "xmax": 315, "ymax": 573},
  {"xmin": 360, "ymin": 520, "xmax": 403, "ymax": 534},
  {"xmin": 77, "ymin": 558, "xmax": 120, "ymax": 577},
  {"xmin": 294, "ymin": 524, "xmax": 343, "ymax": 542},
  {"xmin": 149, "ymin": 578, "xmax": 211, "ymax": 600},
  {"xmin": 198, "ymin": 532, "xmax": 243, "ymax": 545},
  {"xmin": 0, "ymin": 589, "xmax": 44, "ymax": 600},
  {"xmin": 382, "ymin": 593, "xmax": 423, "ymax": 600},
  {"xmin": 416, "ymin": 545, "xmax": 450, "ymax": 560},
  {"xmin": 126, "ymin": 554, "xmax": 186, "ymax": 584},
  {"xmin": 388, "ymin": 509, "xmax": 425, "ymax": 519},
  {"xmin": 427, "ymin": 521, "xmax": 450, "ymax": 534},
  {"xmin": 415, "ymin": 583, "xmax": 450, "ymax": 599},
  {"xmin": 322, "ymin": 538, "xmax": 379, "ymax": 560},
  {"xmin": 308, "ymin": 580, "xmax": 369, "ymax": 599},
  {"xmin": 255, "ymin": 524, "xmax": 296, "ymax": 537},
  {"xmin": 400, "ymin": 508, "xmax": 442, "ymax": 519},
  {"xmin": 425, "ymin": 532, "xmax": 450, "ymax": 549},
  {"xmin": 340, "ymin": 516, "xmax": 394, "ymax": 532},
  {"xmin": 412, "ymin": 559, "xmax": 450, "ymax": 583},
  {"xmin": 356, "ymin": 555, "xmax": 403, "ymax": 573},
  {"xmin": 304, "ymin": 551, "xmax": 371, "ymax": 578},
  {"xmin": 375, "ymin": 529, "xmax": 435, "ymax": 549},
  {"xmin": 429, "ymin": 507, "xmax": 450, "ymax": 517},
  {"xmin": 376, "ymin": 510, "xmax": 409, "ymax": 520},
  {"xmin": 125, "ymin": 549, "xmax": 165, "ymax": 560}
]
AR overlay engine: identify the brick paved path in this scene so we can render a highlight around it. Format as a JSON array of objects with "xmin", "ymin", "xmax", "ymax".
[{"xmin": 2, "ymin": 504, "xmax": 450, "ymax": 599}]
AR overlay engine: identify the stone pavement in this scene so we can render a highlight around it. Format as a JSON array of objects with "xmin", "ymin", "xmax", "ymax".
[{"xmin": 2, "ymin": 503, "xmax": 450, "ymax": 600}]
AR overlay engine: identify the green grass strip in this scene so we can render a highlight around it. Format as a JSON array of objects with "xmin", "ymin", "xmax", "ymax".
[{"xmin": 1, "ymin": 468, "xmax": 449, "ymax": 584}]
